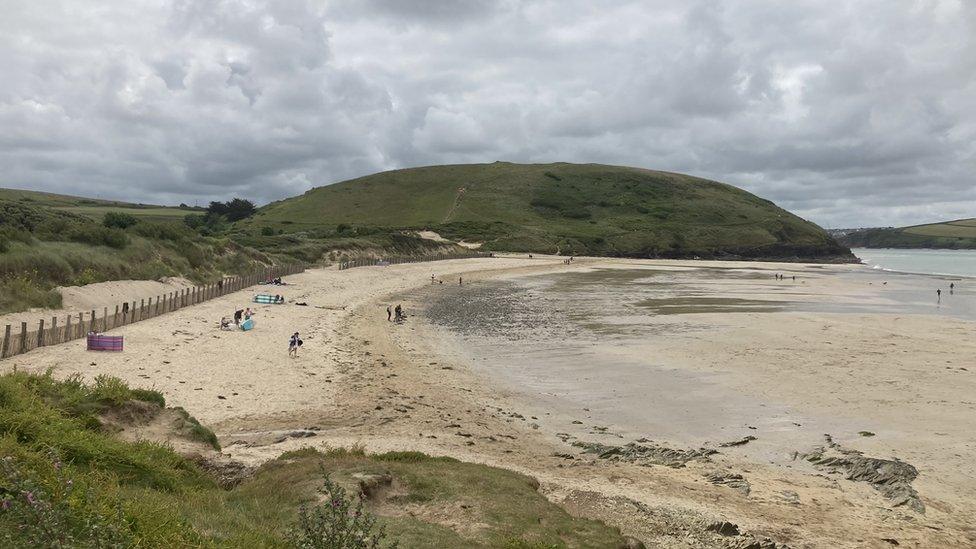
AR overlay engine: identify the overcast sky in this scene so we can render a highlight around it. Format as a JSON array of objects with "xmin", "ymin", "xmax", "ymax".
[{"xmin": 1, "ymin": 1, "xmax": 974, "ymax": 228}]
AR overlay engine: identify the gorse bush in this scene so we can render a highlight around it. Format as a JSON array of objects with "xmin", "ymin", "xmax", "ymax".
[
  {"xmin": 289, "ymin": 476, "xmax": 397, "ymax": 549},
  {"xmin": 102, "ymin": 211, "xmax": 139, "ymax": 229},
  {"xmin": 66, "ymin": 225, "xmax": 128, "ymax": 249}
]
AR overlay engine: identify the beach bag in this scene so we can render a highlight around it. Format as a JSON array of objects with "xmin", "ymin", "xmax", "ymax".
[{"xmin": 240, "ymin": 318, "xmax": 255, "ymax": 331}]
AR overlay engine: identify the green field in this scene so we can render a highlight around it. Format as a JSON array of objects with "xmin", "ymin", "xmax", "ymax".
[
  {"xmin": 840, "ymin": 218, "xmax": 976, "ymax": 249},
  {"xmin": 0, "ymin": 187, "xmax": 201, "ymax": 221},
  {"xmin": 254, "ymin": 162, "xmax": 852, "ymax": 261}
]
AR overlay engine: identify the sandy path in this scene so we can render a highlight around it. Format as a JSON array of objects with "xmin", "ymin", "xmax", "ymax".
[{"xmin": 5, "ymin": 257, "xmax": 975, "ymax": 548}]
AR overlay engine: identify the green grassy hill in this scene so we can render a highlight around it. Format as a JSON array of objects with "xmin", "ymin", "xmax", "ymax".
[
  {"xmin": 839, "ymin": 218, "xmax": 976, "ymax": 249},
  {"xmin": 0, "ymin": 198, "xmax": 278, "ymax": 313},
  {"xmin": 0, "ymin": 187, "xmax": 202, "ymax": 222},
  {"xmin": 254, "ymin": 162, "xmax": 852, "ymax": 261}
]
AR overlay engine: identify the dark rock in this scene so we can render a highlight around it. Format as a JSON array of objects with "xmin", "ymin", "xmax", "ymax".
[
  {"xmin": 719, "ymin": 435, "xmax": 757, "ymax": 447},
  {"xmin": 706, "ymin": 520, "xmax": 740, "ymax": 536},
  {"xmin": 704, "ymin": 470, "xmax": 751, "ymax": 495},
  {"xmin": 800, "ymin": 435, "xmax": 924, "ymax": 513},
  {"xmin": 572, "ymin": 440, "xmax": 716, "ymax": 468}
]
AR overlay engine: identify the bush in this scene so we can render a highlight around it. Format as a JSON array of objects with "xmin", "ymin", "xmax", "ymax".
[
  {"xmin": 0, "ymin": 456, "xmax": 131, "ymax": 548},
  {"xmin": 261, "ymin": 226, "xmax": 276, "ymax": 236},
  {"xmin": 130, "ymin": 221, "xmax": 191, "ymax": 241},
  {"xmin": 183, "ymin": 214, "xmax": 205, "ymax": 230},
  {"xmin": 103, "ymin": 211, "xmax": 139, "ymax": 229},
  {"xmin": 289, "ymin": 475, "xmax": 397, "ymax": 549},
  {"xmin": 66, "ymin": 226, "xmax": 127, "ymax": 249}
]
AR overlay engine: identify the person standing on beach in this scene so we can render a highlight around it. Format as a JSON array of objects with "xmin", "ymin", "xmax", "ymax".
[
  {"xmin": 950, "ymin": 282, "xmax": 955, "ymax": 294},
  {"xmin": 387, "ymin": 305, "xmax": 392, "ymax": 321},
  {"xmin": 459, "ymin": 276, "xmax": 463, "ymax": 286},
  {"xmin": 431, "ymin": 274, "xmax": 436, "ymax": 284},
  {"xmin": 288, "ymin": 332, "xmax": 302, "ymax": 358},
  {"xmin": 937, "ymin": 288, "xmax": 942, "ymax": 302}
]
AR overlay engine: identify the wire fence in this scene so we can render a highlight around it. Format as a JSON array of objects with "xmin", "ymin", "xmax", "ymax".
[
  {"xmin": 0, "ymin": 263, "xmax": 305, "ymax": 360},
  {"xmin": 337, "ymin": 251, "xmax": 489, "ymax": 271}
]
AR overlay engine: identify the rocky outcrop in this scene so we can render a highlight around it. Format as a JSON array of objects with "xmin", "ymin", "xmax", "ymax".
[
  {"xmin": 799, "ymin": 435, "xmax": 924, "ymax": 513},
  {"xmin": 572, "ymin": 440, "xmax": 716, "ymax": 468}
]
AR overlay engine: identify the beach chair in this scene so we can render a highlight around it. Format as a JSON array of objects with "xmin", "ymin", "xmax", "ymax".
[{"xmin": 87, "ymin": 334, "xmax": 124, "ymax": 352}]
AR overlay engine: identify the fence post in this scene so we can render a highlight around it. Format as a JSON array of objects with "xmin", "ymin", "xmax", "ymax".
[
  {"xmin": 90, "ymin": 310, "xmax": 96, "ymax": 333},
  {"xmin": 1, "ymin": 325, "xmax": 9, "ymax": 358},
  {"xmin": 102, "ymin": 308, "xmax": 107, "ymax": 331},
  {"xmin": 20, "ymin": 322, "xmax": 28, "ymax": 353},
  {"xmin": 51, "ymin": 317, "xmax": 58, "ymax": 344},
  {"xmin": 114, "ymin": 305, "xmax": 119, "ymax": 329},
  {"xmin": 65, "ymin": 315, "xmax": 72, "ymax": 340},
  {"xmin": 77, "ymin": 313, "xmax": 83, "ymax": 337},
  {"xmin": 38, "ymin": 319, "xmax": 45, "ymax": 347}
]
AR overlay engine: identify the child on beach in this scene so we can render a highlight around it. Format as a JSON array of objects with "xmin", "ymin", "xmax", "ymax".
[{"xmin": 289, "ymin": 332, "xmax": 302, "ymax": 357}]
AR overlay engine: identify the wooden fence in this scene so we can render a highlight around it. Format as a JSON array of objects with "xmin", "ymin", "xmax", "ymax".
[
  {"xmin": 0, "ymin": 263, "xmax": 305, "ymax": 360},
  {"xmin": 337, "ymin": 251, "xmax": 488, "ymax": 271}
]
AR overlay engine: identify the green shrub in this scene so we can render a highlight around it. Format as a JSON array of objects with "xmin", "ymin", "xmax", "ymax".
[
  {"xmin": 0, "ymin": 455, "xmax": 132, "ymax": 548},
  {"xmin": 289, "ymin": 475, "xmax": 397, "ymax": 549},
  {"xmin": 66, "ymin": 225, "xmax": 128, "ymax": 249},
  {"xmin": 103, "ymin": 211, "xmax": 139, "ymax": 229}
]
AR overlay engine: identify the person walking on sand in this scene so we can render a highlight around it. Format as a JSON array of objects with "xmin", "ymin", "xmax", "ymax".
[
  {"xmin": 387, "ymin": 305, "xmax": 392, "ymax": 321},
  {"xmin": 289, "ymin": 332, "xmax": 302, "ymax": 358},
  {"xmin": 950, "ymin": 282, "xmax": 955, "ymax": 294},
  {"xmin": 937, "ymin": 288, "xmax": 942, "ymax": 302},
  {"xmin": 459, "ymin": 276, "xmax": 463, "ymax": 286}
]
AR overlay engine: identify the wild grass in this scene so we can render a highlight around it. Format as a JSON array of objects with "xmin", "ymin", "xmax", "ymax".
[
  {"xmin": 0, "ymin": 199, "xmax": 287, "ymax": 314},
  {"xmin": 1, "ymin": 372, "xmax": 628, "ymax": 548}
]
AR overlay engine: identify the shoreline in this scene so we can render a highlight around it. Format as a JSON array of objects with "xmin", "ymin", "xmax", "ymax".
[{"xmin": 4, "ymin": 257, "xmax": 974, "ymax": 547}]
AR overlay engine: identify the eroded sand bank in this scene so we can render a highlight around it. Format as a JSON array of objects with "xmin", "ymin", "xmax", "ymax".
[{"xmin": 5, "ymin": 257, "xmax": 975, "ymax": 548}]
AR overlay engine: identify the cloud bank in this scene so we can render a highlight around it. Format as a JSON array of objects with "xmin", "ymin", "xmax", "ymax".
[{"xmin": 1, "ymin": 0, "xmax": 973, "ymax": 227}]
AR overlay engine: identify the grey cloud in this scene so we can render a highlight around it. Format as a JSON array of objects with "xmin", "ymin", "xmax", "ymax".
[{"xmin": 0, "ymin": 0, "xmax": 974, "ymax": 227}]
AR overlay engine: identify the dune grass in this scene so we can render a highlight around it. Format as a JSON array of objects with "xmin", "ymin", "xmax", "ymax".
[
  {"xmin": 0, "ymin": 372, "xmax": 628, "ymax": 548},
  {"xmin": 0, "ymin": 198, "xmax": 285, "ymax": 314}
]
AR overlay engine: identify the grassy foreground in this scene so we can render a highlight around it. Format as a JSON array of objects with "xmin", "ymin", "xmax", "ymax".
[
  {"xmin": 0, "ymin": 372, "xmax": 628, "ymax": 548},
  {"xmin": 254, "ymin": 162, "xmax": 852, "ymax": 261}
]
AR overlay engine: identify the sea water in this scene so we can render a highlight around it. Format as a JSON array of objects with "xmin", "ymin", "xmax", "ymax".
[{"xmin": 854, "ymin": 247, "xmax": 976, "ymax": 278}]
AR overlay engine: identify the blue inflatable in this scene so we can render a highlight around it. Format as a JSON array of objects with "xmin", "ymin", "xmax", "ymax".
[{"xmin": 240, "ymin": 318, "xmax": 255, "ymax": 331}]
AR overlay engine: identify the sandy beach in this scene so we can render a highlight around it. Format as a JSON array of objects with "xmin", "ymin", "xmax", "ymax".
[{"xmin": 5, "ymin": 257, "xmax": 975, "ymax": 548}]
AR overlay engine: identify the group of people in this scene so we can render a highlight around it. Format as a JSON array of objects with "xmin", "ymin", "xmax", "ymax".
[
  {"xmin": 266, "ymin": 277, "xmax": 288, "ymax": 285},
  {"xmin": 387, "ymin": 304, "xmax": 406, "ymax": 323},
  {"xmin": 937, "ymin": 282, "xmax": 957, "ymax": 302},
  {"xmin": 429, "ymin": 274, "xmax": 464, "ymax": 285},
  {"xmin": 219, "ymin": 307, "xmax": 254, "ymax": 330}
]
